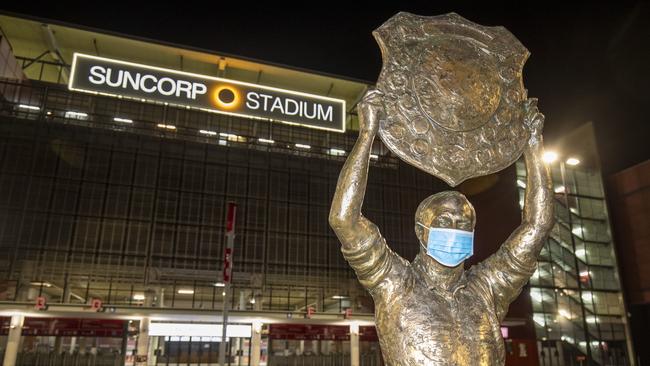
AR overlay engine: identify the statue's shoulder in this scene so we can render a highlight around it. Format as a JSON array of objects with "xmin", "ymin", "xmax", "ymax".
[{"xmin": 370, "ymin": 257, "xmax": 414, "ymax": 301}]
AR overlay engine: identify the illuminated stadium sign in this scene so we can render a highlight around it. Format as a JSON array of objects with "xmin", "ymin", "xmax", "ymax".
[{"xmin": 69, "ymin": 53, "xmax": 346, "ymax": 132}]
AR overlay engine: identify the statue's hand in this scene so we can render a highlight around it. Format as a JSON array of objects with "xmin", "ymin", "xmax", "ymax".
[
  {"xmin": 523, "ymin": 98, "xmax": 545, "ymax": 147},
  {"xmin": 358, "ymin": 89, "xmax": 384, "ymax": 136}
]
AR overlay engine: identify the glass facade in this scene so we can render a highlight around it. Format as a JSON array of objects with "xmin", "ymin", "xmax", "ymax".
[
  {"xmin": 516, "ymin": 159, "xmax": 633, "ymax": 365},
  {"xmin": 0, "ymin": 77, "xmax": 452, "ymax": 364},
  {"xmin": 0, "ymin": 80, "xmax": 445, "ymax": 314}
]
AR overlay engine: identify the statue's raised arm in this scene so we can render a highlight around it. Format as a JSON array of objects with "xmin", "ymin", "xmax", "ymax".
[
  {"xmin": 468, "ymin": 98, "xmax": 556, "ymax": 321},
  {"xmin": 329, "ymin": 89, "xmax": 406, "ymax": 293},
  {"xmin": 328, "ymin": 89, "xmax": 382, "ymax": 247},
  {"xmin": 504, "ymin": 99, "xmax": 555, "ymax": 264}
]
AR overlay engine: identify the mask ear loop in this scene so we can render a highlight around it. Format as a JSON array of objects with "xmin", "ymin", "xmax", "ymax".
[
  {"xmin": 416, "ymin": 222, "xmax": 428, "ymax": 240},
  {"xmin": 416, "ymin": 222, "xmax": 429, "ymax": 253}
]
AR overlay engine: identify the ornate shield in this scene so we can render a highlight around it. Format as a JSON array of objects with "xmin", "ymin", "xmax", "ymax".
[{"xmin": 374, "ymin": 12, "xmax": 530, "ymax": 186}]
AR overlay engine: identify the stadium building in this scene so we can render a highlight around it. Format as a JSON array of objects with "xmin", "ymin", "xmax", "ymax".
[{"xmin": 0, "ymin": 12, "xmax": 634, "ymax": 366}]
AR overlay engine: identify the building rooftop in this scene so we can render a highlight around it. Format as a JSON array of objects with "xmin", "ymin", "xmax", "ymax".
[{"xmin": 0, "ymin": 11, "xmax": 370, "ymax": 113}]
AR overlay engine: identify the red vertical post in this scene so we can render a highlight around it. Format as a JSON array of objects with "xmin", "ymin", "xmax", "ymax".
[{"xmin": 219, "ymin": 202, "xmax": 237, "ymax": 366}]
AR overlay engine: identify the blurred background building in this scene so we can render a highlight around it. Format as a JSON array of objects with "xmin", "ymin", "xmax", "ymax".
[
  {"xmin": 0, "ymin": 12, "xmax": 637, "ymax": 366},
  {"xmin": 607, "ymin": 160, "xmax": 650, "ymax": 366},
  {"xmin": 517, "ymin": 123, "xmax": 635, "ymax": 365}
]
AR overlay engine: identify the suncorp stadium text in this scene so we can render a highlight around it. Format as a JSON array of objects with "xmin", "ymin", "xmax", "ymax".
[
  {"xmin": 245, "ymin": 92, "xmax": 334, "ymax": 122},
  {"xmin": 88, "ymin": 66, "xmax": 207, "ymax": 100}
]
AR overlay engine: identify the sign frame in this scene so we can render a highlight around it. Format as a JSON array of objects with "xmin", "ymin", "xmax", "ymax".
[{"xmin": 68, "ymin": 53, "xmax": 347, "ymax": 133}]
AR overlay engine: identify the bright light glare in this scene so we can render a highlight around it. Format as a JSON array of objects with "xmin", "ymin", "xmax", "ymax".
[
  {"xmin": 558, "ymin": 309, "xmax": 573, "ymax": 319},
  {"xmin": 157, "ymin": 124, "xmax": 176, "ymax": 130},
  {"xmin": 572, "ymin": 227, "xmax": 584, "ymax": 237},
  {"xmin": 566, "ymin": 157, "xmax": 580, "ymax": 166},
  {"xmin": 213, "ymin": 282, "xmax": 225, "ymax": 287},
  {"xmin": 542, "ymin": 151, "xmax": 558, "ymax": 163},
  {"xmin": 177, "ymin": 289, "xmax": 194, "ymax": 295},
  {"xmin": 530, "ymin": 289, "xmax": 542, "ymax": 303},
  {"xmin": 562, "ymin": 335, "xmax": 575, "ymax": 344},
  {"xmin": 65, "ymin": 111, "xmax": 88, "ymax": 120},
  {"xmin": 258, "ymin": 138, "xmax": 275, "ymax": 144},
  {"xmin": 199, "ymin": 129, "xmax": 217, "ymax": 136},
  {"xmin": 329, "ymin": 148, "xmax": 346, "ymax": 156},
  {"xmin": 219, "ymin": 133, "xmax": 245, "ymax": 142},
  {"xmin": 113, "ymin": 117, "xmax": 133, "ymax": 123},
  {"xmin": 133, "ymin": 294, "xmax": 145, "ymax": 301},
  {"xmin": 148, "ymin": 323, "xmax": 251, "ymax": 338},
  {"xmin": 295, "ymin": 143, "xmax": 311, "ymax": 149},
  {"xmin": 30, "ymin": 281, "xmax": 52, "ymax": 287},
  {"xmin": 18, "ymin": 104, "xmax": 40, "ymax": 111}
]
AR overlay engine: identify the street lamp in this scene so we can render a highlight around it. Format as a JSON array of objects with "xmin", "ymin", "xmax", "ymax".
[
  {"xmin": 542, "ymin": 151, "xmax": 581, "ymax": 167},
  {"xmin": 566, "ymin": 157, "xmax": 580, "ymax": 166},
  {"xmin": 542, "ymin": 151, "xmax": 558, "ymax": 163}
]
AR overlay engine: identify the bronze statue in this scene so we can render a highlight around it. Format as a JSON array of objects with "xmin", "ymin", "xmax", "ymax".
[{"xmin": 329, "ymin": 12, "xmax": 555, "ymax": 366}]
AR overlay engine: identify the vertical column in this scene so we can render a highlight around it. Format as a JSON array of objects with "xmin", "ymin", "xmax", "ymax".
[
  {"xmin": 90, "ymin": 337, "xmax": 98, "ymax": 356},
  {"xmin": 239, "ymin": 290, "xmax": 248, "ymax": 310},
  {"xmin": 555, "ymin": 340, "xmax": 566, "ymax": 366},
  {"xmin": 54, "ymin": 336, "xmax": 64, "ymax": 354},
  {"xmin": 250, "ymin": 321, "xmax": 262, "ymax": 366},
  {"xmin": 350, "ymin": 322, "xmax": 359, "ymax": 366},
  {"xmin": 137, "ymin": 318, "xmax": 151, "ymax": 365},
  {"xmin": 69, "ymin": 337, "xmax": 77, "ymax": 354},
  {"xmin": 78, "ymin": 336, "xmax": 88, "ymax": 354},
  {"xmin": 157, "ymin": 337, "xmax": 166, "ymax": 363},
  {"xmin": 15, "ymin": 263, "xmax": 32, "ymax": 301},
  {"xmin": 3, "ymin": 314, "xmax": 24, "ymax": 366},
  {"xmin": 148, "ymin": 336, "xmax": 159, "ymax": 366},
  {"xmin": 62, "ymin": 273, "xmax": 72, "ymax": 303}
]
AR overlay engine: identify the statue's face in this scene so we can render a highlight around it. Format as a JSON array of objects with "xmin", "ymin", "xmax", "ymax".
[{"xmin": 415, "ymin": 192, "xmax": 476, "ymax": 259}]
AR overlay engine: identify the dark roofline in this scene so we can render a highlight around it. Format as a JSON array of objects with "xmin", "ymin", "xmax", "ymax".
[{"xmin": 0, "ymin": 10, "xmax": 375, "ymax": 85}]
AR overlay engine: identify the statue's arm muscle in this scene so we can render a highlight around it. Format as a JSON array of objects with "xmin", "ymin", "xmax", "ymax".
[
  {"xmin": 328, "ymin": 122, "xmax": 379, "ymax": 250},
  {"xmin": 329, "ymin": 91, "xmax": 403, "ymax": 291},
  {"xmin": 502, "ymin": 110, "xmax": 555, "ymax": 269}
]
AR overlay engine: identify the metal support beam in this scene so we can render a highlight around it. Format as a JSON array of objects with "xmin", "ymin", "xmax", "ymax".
[
  {"xmin": 41, "ymin": 24, "xmax": 69, "ymax": 82},
  {"xmin": 21, "ymin": 50, "xmax": 49, "ymax": 69}
]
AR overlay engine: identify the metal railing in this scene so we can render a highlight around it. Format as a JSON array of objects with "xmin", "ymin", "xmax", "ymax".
[{"xmin": 16, "ymin": 351, "xmax": 121, "ymax": 366}]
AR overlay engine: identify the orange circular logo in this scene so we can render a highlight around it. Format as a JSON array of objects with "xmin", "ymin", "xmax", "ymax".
[{"xmin": 213, "ymin": 85, "xmax": 241, "ymax": 110}]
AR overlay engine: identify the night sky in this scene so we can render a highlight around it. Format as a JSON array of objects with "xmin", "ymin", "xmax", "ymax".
[{"xmin": 2, "ymin": 2, "xmax": 649, "ymax": 175}]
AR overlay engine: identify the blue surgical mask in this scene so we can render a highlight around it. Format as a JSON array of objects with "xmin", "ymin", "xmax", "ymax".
[{"xmin": 417, "ymin": 223, "xmax": 474, "ymax": 267}]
